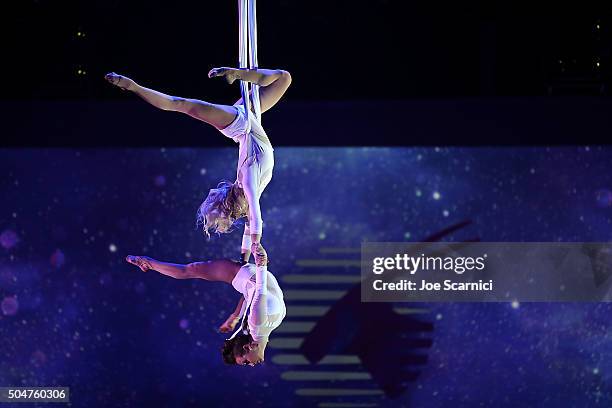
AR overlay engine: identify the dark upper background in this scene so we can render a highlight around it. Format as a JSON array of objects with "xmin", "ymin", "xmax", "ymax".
[{"xmin": 3, "ymin": 0, "xmax": 612, "ymax": 145}]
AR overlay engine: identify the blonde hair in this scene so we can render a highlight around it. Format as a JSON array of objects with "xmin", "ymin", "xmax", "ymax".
[{"xmin": 196, "ymin": 181, "xmax": 247, "ymax": 238}]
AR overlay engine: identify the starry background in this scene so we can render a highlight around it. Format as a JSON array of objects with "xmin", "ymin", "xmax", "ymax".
[
  {"xmin": 0, "ymin": 147, "xmax": 611, "ymax": 407},
  {"xmin": 4, "ymin": 0, "xmax": 612, "ymax": 406}
]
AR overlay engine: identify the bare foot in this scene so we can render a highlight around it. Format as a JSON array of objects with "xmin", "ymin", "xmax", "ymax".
[
  {"xmin": 104, "ymin": 72, "xmax": 135, "ymax": 91},
  {"xmin": 126, "ymin": 255, "xmax": 152, "ymax": 272},
  {"xmin": 208, "ymin": 67, "xmax": 239, "ymax": 85}
]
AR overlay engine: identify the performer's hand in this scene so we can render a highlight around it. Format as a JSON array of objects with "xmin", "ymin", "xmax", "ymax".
[
  {"xmin": 219, "ymin": 313, "xmax": 240, "ymax": 333},
  {"xmin": 208, "ymin": 67, "xmax": 239, "ymax": 85},
  {"xmin": 251, "ymin": 242, "xmax": 268, "ymax": 267}
]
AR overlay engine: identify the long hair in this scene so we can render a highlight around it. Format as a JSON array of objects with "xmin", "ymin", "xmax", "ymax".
[
  {"xmin": 221, "ymin": 332, "xmax": 253, "ymax": 365},
  {"xmin": 196, "ymin": 181, "xmax": 247, "ymax": 238}
]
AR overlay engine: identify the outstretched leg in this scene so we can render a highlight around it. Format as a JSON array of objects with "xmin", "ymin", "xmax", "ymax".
[
  {"xmin": 105, "ymin": 73, "xmax": 238, "ymax": 129},
  {"xmin": 126, "ymin": 255, "xmax": 241, "ymax": 283}
]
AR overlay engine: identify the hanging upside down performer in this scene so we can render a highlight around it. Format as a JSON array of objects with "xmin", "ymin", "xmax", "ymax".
[
  {"xmin": 104, "ymin": 67, "xmax": 291, "ymax": 264},
  {"xmin": 126, "ymin": 243, "xmax": 285, "ymax": 367}
]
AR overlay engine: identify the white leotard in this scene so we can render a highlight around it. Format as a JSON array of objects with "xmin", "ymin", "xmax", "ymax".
[
  {"xmin": 231, "ymin": 263, "xmax": 285, "ymax": 342},
  {"xmin": 218, "ymin": 104, "xmax": 274, "ymax": 235}
]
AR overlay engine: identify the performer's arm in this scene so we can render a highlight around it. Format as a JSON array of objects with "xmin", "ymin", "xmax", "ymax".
[
  {"xmin": 228, "ymin": 296, "xmax": 246, "ymax": 319},
  {"xmin": 241, "ymin": 169, "xmax": 263, "ymax": 245},
  {"xmin": 249, "ymin": 244, "xmax": 269, "ymax": 327},
  {"xmin": 235, "ymin": 296, "xmax": 246, "ymax": 317},
  {"xmin": 219, "ymin": 297, "xmax": 246, "ymax": 333},
  {"xmin": 241, "ymin": 223, "xmax": 252, "ymax": 263}
]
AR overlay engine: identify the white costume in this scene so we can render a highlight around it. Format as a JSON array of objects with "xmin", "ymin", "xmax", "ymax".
[
  {"xmin": 218, "ymin": 104, "xmax": 274, "ymax": 245},
  {"xmin": 231, "ymin": 263, "xmax": 286, "ymax": 342}
]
